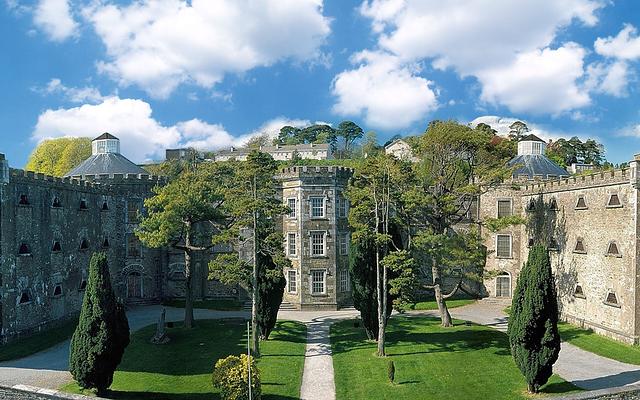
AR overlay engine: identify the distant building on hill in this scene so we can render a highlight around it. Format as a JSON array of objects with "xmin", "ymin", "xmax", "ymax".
[
  {"xmin": 384, "ymin": 138, "xmax": 418, "ymax": 162},
  {"xmin": 213, "ymin": 143, "xmax": 332, "ymax": 162}
]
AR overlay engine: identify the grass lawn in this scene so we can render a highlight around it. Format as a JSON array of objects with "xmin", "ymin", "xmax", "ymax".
[
  {"xmin": 331, "ymin": 316, "xmax": 579, "ymax": 400},
  {"xmin": 61, "ymin": 319, "xmax": 306, "ymax": 400},
  {"xmin": 558, "ymin": 322, "xmax": 640, "ymax": 365},
  {"xmin": 162, "ymin": 298, "xmax": 243, "ymax": 311},
  {"xmin": 411, "ymin": 298, "xmax": 476, "ymax": 311},
  {"xmin": 0, "ymin": 317, "xmax": 78, "ymax": 361}
]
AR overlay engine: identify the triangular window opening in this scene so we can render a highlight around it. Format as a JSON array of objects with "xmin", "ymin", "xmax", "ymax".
[
  {"xmin": 52, "ymin": 241, "xmax": 62, "ymax": 252},
  {"xmin": 574, "ymin": 285, "xmax": 585, "ymax": 298},
  {"xmin": 18, "ymin": 243, "xmax": 30, "ymax": 255},
  {"xmin": 608, "ymin": 194, "xmax": 621, "ymax": 207},
  {"xmin": 78, "ymin": 280, "xmax": 87, "ymax": 291},
  {"xmin": 52, "ymin": 197, "xmax": 62, "ymax": 208},
  {"xmin": 102, "ymin": 201, "xmax": 109, "ymax": 211},
  {"xmin": 19, "ymin": 291, "xmax": 30, "ymax": 304},
  {"xmin": 549, "ymin": 198, "xmax": 558, "ymax": 210},
  {"xmin": 53, "ymin": 285, "xmax": 62, "ymax": 296},
  {"xmin": 606, "ymin": 292, "xmax": 618, "ymax": 305},
  {"xmin": 79, "ymin": 239, "xmax": 89, "ymax": 250},
  {"xmin": 79, "ymin": 200, "xmax": 88, "ymax": 210},
  {"xmin": 576, "ymin": 196, "xmax": 587, "ymax": 209},
  {"xmin": 18, "ymin": 194, "xmax": 30, "ymax": 205},
  {"xmin": 574, "ymin": 239, "xmax": 585, "ymax": 253},
  {"xmin": 607, "ymin": 242, "xmax": 620, "ymax": 256},
  {"xmin": 527, "ymin": 199, "xmax": 535, "ymax": 212},
  {"xmin": 102, "ymin": 238, "xmax": 110, "ymax": 248}
]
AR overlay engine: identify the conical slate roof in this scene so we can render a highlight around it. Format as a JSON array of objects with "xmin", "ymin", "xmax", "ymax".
[
  {"xmin": 64, "ymin": 152, "xmax": 148, "ymax": 178},
  {"xmin": 507, "ymin": 154, "xmax": 568, "ymax": 179}
]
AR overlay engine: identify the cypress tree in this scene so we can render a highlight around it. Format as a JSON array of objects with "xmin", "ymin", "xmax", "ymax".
[
  {"xmin": 507, "ymin": 244, "xmax": 560, "ymax": 393},
  {"xmin": 256, "ymin": 252, "xmax": 286, "ymax": 340},
  {"xmin": 69, "ymin": 252, "xmax": 130, "ymax": 393}
]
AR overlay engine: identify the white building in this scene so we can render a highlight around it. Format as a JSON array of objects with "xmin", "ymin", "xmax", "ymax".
[{"xmin": 214, "ymin": 143, "xmax": 333, "ymax": 162}]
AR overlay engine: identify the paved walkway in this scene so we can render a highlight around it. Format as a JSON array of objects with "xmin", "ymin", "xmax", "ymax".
[{"xmin": 412, "ymin": 300, "xmax": 640, "ymax": 391}]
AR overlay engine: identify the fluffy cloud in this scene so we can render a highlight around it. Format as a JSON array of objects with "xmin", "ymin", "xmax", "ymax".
[
  {"xmin": 33, "ymin": 0, "xmax": 78, "ymax": 41},
  {"xmin": 332, "ymin": 51, "xmax": 438, "ymax": 130},
  {"xmin": 356, "ymin": 0, "xmax": 605, "ymax": 115},
  {"xmin": 586, "ymin": 61, "xmax": 630, "ymax": 97},
  {"xmin": 589, "ymin": 24, "xmax": 640, "ymax": 98},
  {"xmin": 82, "ymin": 0, "xmax": 331, "ymax": 98},
  {"xmin": 595, "ymin": 24, "xmax": 640, "ymax": 60},
  {"xmin": 39, "ymin": 78, "xmax": 107, "ymax": 104},
  {"xmin": 32, "ymin": 96, "xmax": 314, "ymax": 162},
  {"xmin": 470, "ymin": 115, "xmax": 593, "ymax": 143}
]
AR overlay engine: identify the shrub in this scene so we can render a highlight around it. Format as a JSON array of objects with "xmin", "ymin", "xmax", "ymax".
[
  {"xmin": 212, "ymin": 354, "xmax": 261, "ymax": 400},
  {"xmin": 69, "ymin": 252, "xmax": 130, "ymax": 393},
  {"xmin": 387, "ymin": 360, "xmax": 395, "ymax": 383}
]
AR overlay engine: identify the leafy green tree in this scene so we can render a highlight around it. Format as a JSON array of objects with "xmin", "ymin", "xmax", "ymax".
[
  {"xmin": 508, "ymin": 244, "xmax": 560, "ymax": 393},
  {"xmin": 25, "ymin": 137, "xmax": 91, "ymax": 176},
  {"xmin": 137, "ymin": 163, "xmax": 233, "ymax": 328},
  {"xmin": 69, "ymin": 252, "xmax": 129, "ymax": 393},
  {"xmin": 209, "ymin": 151, "xmax": 287, "ymax": 356},
  {"xmin": 546, "ymin": 137, "xmax": 605, "ymax": 168},
  {"xmin": 508, "ymin": 121, "xmax": 529, "ymax": 140},
  {"xmin": 336, "ymin": 121, "xmax": 364, "ymax": 158}
]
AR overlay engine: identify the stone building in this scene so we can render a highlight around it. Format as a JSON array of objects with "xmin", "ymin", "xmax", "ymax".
[
  {"xmin": 480, "ymin": 134, "xmax": 640, "ymax": 343},
  {"xmin": 214, "ymin": 143, "xmax": 332, "ymax": 162},
  {"xmin": 277, "ymin": 166, "xmax": 352, "ymax": 310}
]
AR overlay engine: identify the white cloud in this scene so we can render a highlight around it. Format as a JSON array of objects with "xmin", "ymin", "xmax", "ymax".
[
  {"xmin": 39, "ymin": 78, "xmax": 107, "ymax": 104},
  {"xmin": 82, "ymin": 0, "xmax": 331, "ymax": 98},
  {"xmin": 32, "ymin": 97, "xmax": 311, "ymax": 162},
  {"xmin": 586, "ymin": 61, "xmax": 630, "ymax": 97},
  {"xmin": 355, "ymin": 0, "xmax": 605, "ymax": 115},
  {"xmin": 332, "ymin": 51, "xmax": 438, "ymax": 130},
  {"xmin": 470, "ymin": 115, "xmax": 590, "ymax": 143},
  {"xmin": 33, "ymin": 0, "xmax": 78, "ymax": 42},
  {"xmin": 595, "ymin": 24, "xmax": 640, "ymax": 60}
]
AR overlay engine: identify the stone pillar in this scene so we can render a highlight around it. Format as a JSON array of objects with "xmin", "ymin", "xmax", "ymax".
[
  {"xmin": 630, "ymin": 154, "xmax": 640, "ymax": 188},
  {"xmin": 0, "ymin": 154, "xmax": 8, "ymax": 185}
]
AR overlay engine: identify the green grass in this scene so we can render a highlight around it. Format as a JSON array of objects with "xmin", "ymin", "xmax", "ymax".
[
  {"xmin": 0, "ymin": 317, "xmax": 78, "ymax": 361},
  {"xmin": 411, "ymin": 298, "xmax": 476, "ymax": 311},
  {"xmin": 162, "ymin": 298, "xmax": 244, "ymax": 311},
  {"xmin": 558, "ymin": 321, "xmax": 640, "ymax": 365},
  {"xmin": 61, "ymin": 319, "xmax": 306, "ymax": 399},
  {"xmin": 331, "ymin": 316, "xmax": 579, "ymax": 400}
]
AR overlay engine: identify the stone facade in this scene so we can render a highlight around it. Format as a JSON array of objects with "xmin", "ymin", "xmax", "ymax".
[
  {"xmin": 277, "ymin": 166, "xmax": 352, "ymax": 310},
  {"xmin": 481, "ymin": 156, "xmax": 640, "ymax": 343},
  {"xmin": 215, "ymin": 143, "xmax": 332, "ymax": 162}
]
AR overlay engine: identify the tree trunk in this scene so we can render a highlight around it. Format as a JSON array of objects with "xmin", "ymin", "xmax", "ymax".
[
  {"xmin": 251, "ymin": 178, "xmax": 260, "ymax": 357},
  {"xmin": 184, "ymin": 229, "xmax": 194, "ymax": 329},
  {"xmin": 432, "ymin": 258, "xmax": 452, "ymax": 327}
]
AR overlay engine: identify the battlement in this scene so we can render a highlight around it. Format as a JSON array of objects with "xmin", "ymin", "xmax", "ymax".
[
  {"xmin": 10, "ymin": 168, "xmax": 166, "ymax": 191},
  {"xmin": 277, "ymin": 165, "xmax": 353, "ymax": 180},
  {"xmin": 522, "ymin": 167, "xmax": 633, "ymax": 194}
]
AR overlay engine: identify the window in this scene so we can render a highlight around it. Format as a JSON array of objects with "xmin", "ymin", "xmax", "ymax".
[
  {"xmin": 52, "ymin": 241, "xmax": 62, "ymax": 252},
  {"xmin": 527, "ymin": 238, "xmax": 534, "ymax": 247},
  {"xmin": 310, "ymin": 197, "xmax": 325, "ymax": 218},
  {"xmin": 574, "ymin": 239, "xmax": 586, "ymax": 254},
  {"xmin": 605, "ymin": 291, "xmax": 619, "ymax": 307},
  {"xmin": 496, "ymin": 235, "xmax": 512, "ymax": 258},
  {"xmin": 127, "ymin": 234, "xmax": 142, "ymax": 258},
  {"xmin": 53, "ymin": 284, "xmax": 62, "ymax": 297},
  {"xmin": 79, "ymin": 239, "xmax": 89, "ymax": 250},
  {"xmin": 52, "ymin": 197, "xmax": 62, "ymax": 208},
  {"xmin": 310, "ymin": 231, "xmax": 325, "ymax": 256},
  {"xmin": 288, "ymin": 233, "xmax": 297, "ymax": 256},
  {"xmin": 19, "ymin": 291, "xmax": 30, "ymax": 304},
  {"xmin": 497, "ymin": 199, "xmax": 512, "ymax": 218},
  {"xmin": 549, "ymin": 237, "xmax": 558, "ymax": 251},
  {"xmin": 18, "ymin": 243, "xmax": 31, "ymax": 255},
  {"xmin": 339, "ymin": 269, "xmax": 350, "ymax": 292},
  {"xmin": 606, "ymin": 241, "xmax": 621, "ymax": 257},
  {"xmin": 18, "ymin": 194, "xmax": 30, "ymax": 205},
  {"xmin": 526, "ymin": 199, "xmax": 535, "ymax": 212},
  {"xmin": 79, "ymin": 199, "xmax": 88, "ymax": 210},
  {"xmin": 574, "ymin": 285, "xmax": 585, "ymax": 299},
  {"xmin": 311, "ymin": 270, "xmax": 325, "ymax": 294},
  {"xmin": 607, "ymin": 194, "xmax": 622, "ymax": 208},
  {"xmin": 288, "ymin": 270, "xmax": 297, "ymax": 293},
  {"xmin": 78, "ymin": 280, "xmax": 87, "ymax": 291},
  {"xmin": 339, "ymin": 233, "xmax": 349, "ymax": 256},
  {"xmin": 549, "ymin": 198, "xmax": 558, "ymax": 211},
  {"xmin": 287, "ymin": 198, "xmax": 297, "ymax": 218},
  {"xmin": 102, "ymin": 238, "xmax": 110, "ymax": 248},
  {"xmin": 337, "ymin": 195, "xmax": 348, "ymax": 218},
  {"xmin": 496, "ymin": 273, "xmax": 510, "ymax": 297},
  {"xmin": 127, "ymin": 199, "xmax": 142, "ymax": 223},
  {"xmin": 575, "ymin": 196, "xmax": 587, "ymax": 209},
  {"xmin": 101, "ymin": 201, "xmax": 109, "ymax": 211}
]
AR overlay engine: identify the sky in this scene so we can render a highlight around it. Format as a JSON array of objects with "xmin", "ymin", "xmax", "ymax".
[{"xmin": 1, "ymin": 0, "xmax": 640, "ymax": 167}]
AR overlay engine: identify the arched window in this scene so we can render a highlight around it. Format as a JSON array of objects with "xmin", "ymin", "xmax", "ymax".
[
  {"xmin": 18, "ymin": 243, "xmax": 31, "ymax": 255},
  {"xmin": 79, "ymin": 239, "xmax": 89, "ymax": 250},
  {"xmin": 52, "ymin": 241, "xmax": 62, "ymax": 252},
  {"xmin": 496, "ymin": 272, "xmax": 511, "ymax": 297}
]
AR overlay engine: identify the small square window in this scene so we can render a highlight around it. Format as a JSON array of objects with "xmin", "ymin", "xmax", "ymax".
[
  {"xmin": 18, "ymin": 194, "xmax": 30, "ymax": 205},
  {"xmin": 79, "ymin": 199, "xmax": 88, "ymax": 210},
  {"xmin": 574, "ymin": 285, "xmax": 586, "ymax": 299},
  {"xmin": 528, "ymin": 238, "xmax": 534, "ymax": 247},
  {"xmin": 606, "ymin": 242, "xmax": 621, "ymax": 257},
  {"xmin": 607, "ymin": 194, "xmax": 622, "ymax": 208},
  {"xmin": 575, "ymin": 196, "xmax": 587, "ymax": 210},
  {"xmin": 574, "ymin": 239, "xmax": 586, "ymax": 254},
  {"xmin": 52, "ymin": 241, "xmax": 62, "ymax": 252},
  {"xmin": 497, "ymin": 199, "xmax": 512, "ymax": 218}
]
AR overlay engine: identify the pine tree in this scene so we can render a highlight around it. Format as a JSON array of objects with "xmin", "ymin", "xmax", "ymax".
[
  {"xmin": 69, "ymin": 252, "xmax": 130, "ymax": 393},
  {"xmin": 507, "ymin": 244, "xmax": 561, "ymax": 393},
  {"xmin": 256, "ymin": 251, "xmax": 286, "ymax": 340}
]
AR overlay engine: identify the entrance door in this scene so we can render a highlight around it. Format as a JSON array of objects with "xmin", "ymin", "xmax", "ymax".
[
  {"xmin": 496, "ymin": 274, "xmax": 510, "ymax": 297},
  {"xmin": 127, "ymin": 272, "xmax": 142, "ymax": 298}
]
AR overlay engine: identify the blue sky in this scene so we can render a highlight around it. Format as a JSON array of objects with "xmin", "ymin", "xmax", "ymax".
[{"xmin": 1, "ymin": 0, "xmax": 640, "ymax": 167}]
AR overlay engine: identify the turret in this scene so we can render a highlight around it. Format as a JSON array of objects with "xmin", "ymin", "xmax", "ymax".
[
  {"xmin": 91, "ymin": 132, "xmax": 120, "ymax": 155},
  {"xmin": 517, "ymin": 134, "xmax": 546, "ymax": 156}
]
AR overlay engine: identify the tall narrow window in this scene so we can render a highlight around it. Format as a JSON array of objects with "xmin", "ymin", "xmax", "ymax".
[
  {"xmin": 339, "ymin": 233, "xmax": 349, "ymax": 256},
  {"xmin": 310, "ymin": 232, "xmax": 325, "ymax": 256},
  {"xmin": 527, "ymin": 238, "xmax": 534, "ymax": 247},
  {"xmin": 311, "ymin": 270, "xmax": 325, "ymax": 294},
  {"xmin": 127, "ymin": 234, "xmax": 142, "ymax": 258},
  {"xmin": 288, "ymin": 233, "xmax": 297, "ymax": 256},
  {"xmin": 288, "ymin": 270, "xmax": 297, "ymax": 293},
  {"xmin": 339, "ymin": 269, "xmax": 350, "ymax": 292},
  {"xmin": 102, "ymin": 238, "xmax": 110, "ymax": 248},
  {"xmin": 79, "ymin": 199, "xmax": 88, "ymax": 210},
  {"xmin": 310, "ymin": 197, "xmax": 325, "ymax": 218},
  {"xmin": 18, "ymin": 194, "xmax": 30, "ymax": 205},
  {"xmin": 127, "ymin": 199, "xmax": 142, "ymax": 223},
  {"xmin": 574, "ymin": 238, "xmax": 586, "ymax": 254},
  {"xmin": 337, "ymin": 195, "xmax": 348, "ymax": 218},
  {"xmin": 607, "ymin": 194, "xmax": 622, "ymax": 208},
  {"xmin": 287, "ymin": 198, "xmax": 297, "ymax": 218},
  {"xmin": 496, "ymin": 235, "xmax": 512, "ymax": 258},
  {"xmin": 497, "ymin": 199, "xmax": 512, "ymax": 218},
  {"xmin": 575, "ymin": 195, "xmax": 587, "ymax": 210},
  {"xmin": 606, "ymin": 241, "xmax": 621, "ymax": 257}
]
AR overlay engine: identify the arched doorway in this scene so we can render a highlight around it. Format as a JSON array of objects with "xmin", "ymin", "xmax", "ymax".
[
  {"xmin": 496, "ymin": 272, "xmax": 511, "ymax": 298},
  {"xmin": 127, "ymin": 272, "xmax": 143, "ymax": 298}
]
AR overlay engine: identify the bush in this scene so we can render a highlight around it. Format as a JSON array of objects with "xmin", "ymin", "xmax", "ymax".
[
  {"xmin": 212, "ymin": 354, "xmax": 261, "ymax": 400},
  {"xmin": 69, "ymin": 252, "xmax": 130, "ymax": 393},
  {"xmin": 387, "ymin": 360, "xmax": 395, "ymax": 383}
]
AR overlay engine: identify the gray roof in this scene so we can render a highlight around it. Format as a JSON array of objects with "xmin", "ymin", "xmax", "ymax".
[
  {"xmin": 94, "ymin": 132, "xmax": 118, "ymax": 141},
  {"xmin": 64, "ymin": 152, "xmax": 148, "ymax": 178},
  {"xmin": 507, "ymin": 154, "xmax": 568, "ymax": 179},
  {"xmin": 519, "ymin": 134, "xmax": 545, "ymax": 142}
]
